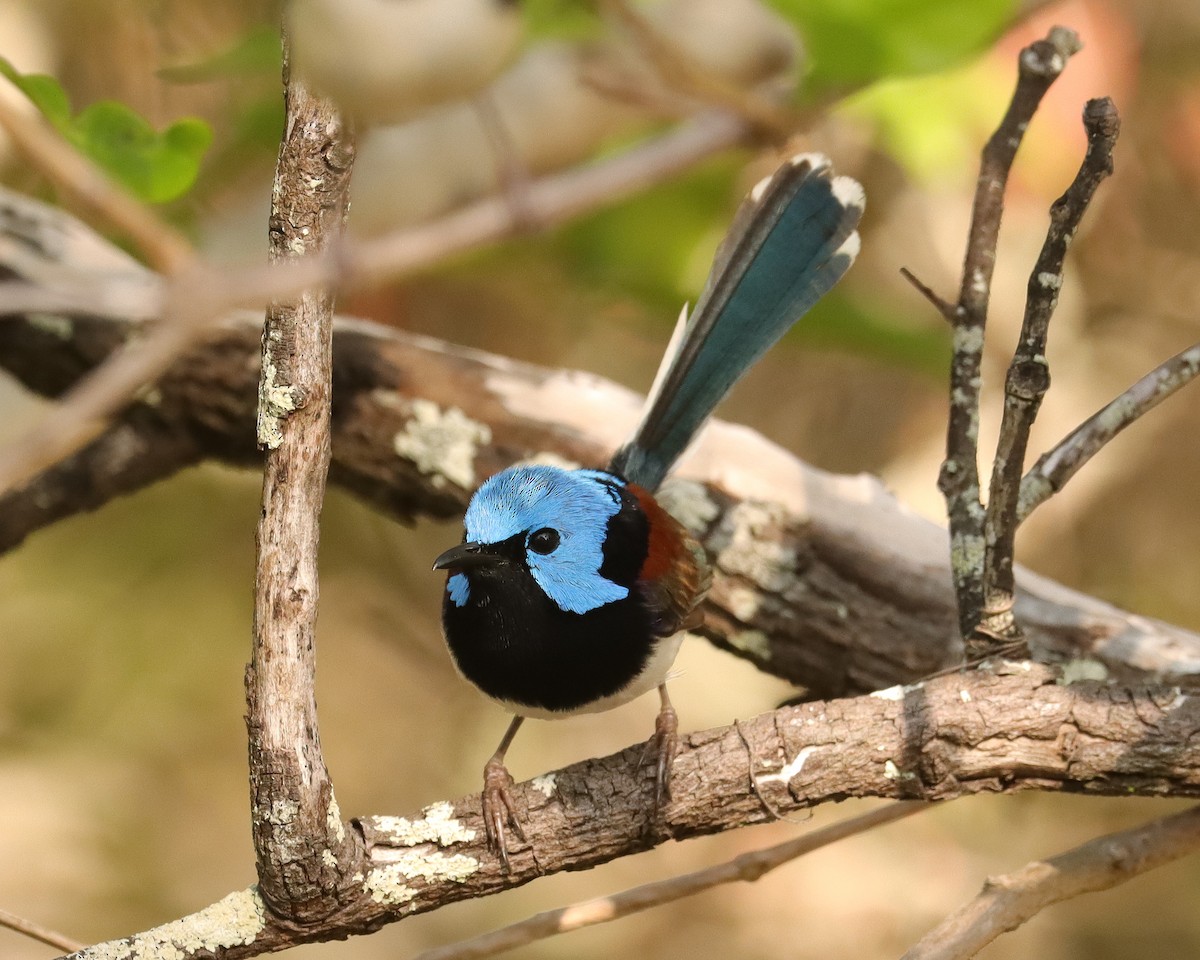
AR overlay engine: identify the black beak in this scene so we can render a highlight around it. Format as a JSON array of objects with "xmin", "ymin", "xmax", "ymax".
[{"xmin": 432, "ymin": 541, "xmax": 501, "ymax": 572}]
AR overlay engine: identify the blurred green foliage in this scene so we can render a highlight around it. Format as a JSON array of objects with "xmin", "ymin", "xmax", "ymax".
[
  {"xmin": 768, "ymin": 0, "xmax": 1020, "ymax": 93},
  {"xmin": 0, "ymin": 57, "xmax": 211, "ymax": 204}
]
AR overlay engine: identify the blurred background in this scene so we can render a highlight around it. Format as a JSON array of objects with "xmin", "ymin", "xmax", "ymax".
[{"xmin": 1, "ymin": 0, "xmax": 1199, "ymax": 958}]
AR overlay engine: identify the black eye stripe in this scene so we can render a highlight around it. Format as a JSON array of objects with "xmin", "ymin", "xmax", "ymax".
[{"xmin": 527, "ymin": 527, "xmax": 560, "ymax": 555}]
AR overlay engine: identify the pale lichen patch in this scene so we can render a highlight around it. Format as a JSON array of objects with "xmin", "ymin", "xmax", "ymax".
[
  {"xmin": 712, "ymin": 501, "xmax": 796, "ymax": 593},
  {"xmin": 392, "ymin": 399, "xmax": 491, "ymax": 490},
  {"xmin": 728, "ymin": 629, "xmax": 772, "ymax": 662},
  {"xmin": 883, "ymin": 759, "xmax": 916, "ymax": 782},
  {"xmin": 531, "ymin": 773, "xmax": 558, "ymax": 797},
  {"xmin": 370, "ymin": 801, "xmax": 476, "ymax": 846},
  {"xmin": 27, "ymin": 312, "xmax": 73, "ymax": 339},
  {"xmin": 84, "ymin": 887, "xmax": 265, "ymax": 960},
  {"xmin": 656, "ymin": 478, "xmax": 720, "ymax": 534},
  {"xmin": 1058, "ymin": 658, "xmax": 1109, "ymax": 684},
  {"xmin": 725, "ymin": 584, "xmax": 761, "ymax": 622},
  {"xmin": 363, "ymin": 852, "xmax": 479, "ymax": 905},
  {"xmin": 327, "ymin": 796, "xmax": 346, "ymax": 843},
  {"xmin": 257, "ymin": 357, "xmax": 299, "ymax": 449}
]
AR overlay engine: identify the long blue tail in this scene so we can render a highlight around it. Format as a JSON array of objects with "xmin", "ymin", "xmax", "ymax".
[{"xmin": 609, "ymin": 153, "xmax": 864, "ymax": 491}]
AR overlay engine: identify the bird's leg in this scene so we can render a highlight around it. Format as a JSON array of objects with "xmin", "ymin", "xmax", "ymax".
[
  {"xmin": 482, "ymin": 714, "xmax": 526, "ymax": 872},
  {"xmin": 651, "ymin": 683, "xmax": 678, "ymax": 810}
]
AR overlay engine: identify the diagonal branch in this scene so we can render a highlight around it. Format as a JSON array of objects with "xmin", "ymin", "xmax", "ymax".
[
  {"xmin": 0, "ymin": 110, "xmax": 747, "ymax": 498},
  {"xmin": 0, "ymin": 906, "xmax": 84, "ymax": 954},
  {"xmin": 1019, "ymin": 339, "xmax": 1200, "ymax": 521},
  {"xmin": 901, "ymin": 804, "xmax": 1200, "ymax": 960},
  {"xmin": 981, "ymin": 96, "xmax": 1120, "ymax": 646}
]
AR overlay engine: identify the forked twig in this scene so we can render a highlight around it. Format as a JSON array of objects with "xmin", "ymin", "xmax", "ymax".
[{"xmin": 938, "ymin": 25, "xmax": 1082, "ymax": 643}]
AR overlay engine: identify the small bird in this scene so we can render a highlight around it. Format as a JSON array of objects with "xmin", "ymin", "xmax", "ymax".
[{"xmin": 434, "ymin": 153, "xmax": 863, "ymax": 868}]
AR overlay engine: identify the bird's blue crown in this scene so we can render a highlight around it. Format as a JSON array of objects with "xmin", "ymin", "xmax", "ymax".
[{"xmin": 450, "ymin": 465, "xmax": 630, "ymax": 615}]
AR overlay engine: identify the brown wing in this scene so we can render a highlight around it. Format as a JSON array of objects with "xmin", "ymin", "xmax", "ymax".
[{"xmin": 629, "ymin": 484, "xmax": 712, "ymax": 637}]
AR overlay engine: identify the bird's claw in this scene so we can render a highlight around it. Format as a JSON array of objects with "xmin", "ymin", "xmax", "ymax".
[
  {"xmin": 482, "ymin": 756, "xmax": 525, "ymax": 872},
  {"xmin": 643, "ymin": 704, "xmax": 678, "ymax": 812}
]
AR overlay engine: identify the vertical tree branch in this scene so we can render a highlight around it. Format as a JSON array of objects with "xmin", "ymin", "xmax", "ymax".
[
  {"xmin": 980, "ymin": 96, "xmax": 1119, "ymax": 646},
  {"xmin": 245, "ymin": 45, "xmax": 360, "ymax": 918},
  {"xmin": 939, "ymin": 26, "xmax": 1081, "ymax": 644}
]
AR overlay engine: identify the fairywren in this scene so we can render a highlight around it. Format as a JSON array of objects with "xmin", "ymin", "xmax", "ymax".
[{"xmin": 434, "ymin": 153, "xmax": 863, "ymax": 868}]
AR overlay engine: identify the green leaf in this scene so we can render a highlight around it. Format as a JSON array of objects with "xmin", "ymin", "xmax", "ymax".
[
  {"xmin": 157, "ymin": 24, "xmax": 282, "ymax": 84},
  {"xmin": 765, "ymin": 0, "xmax": 1019, "ymax": 92},
  {"xmin": 70, "ymin": 102, "xmax": 212, "ymax": 204},
  {"xmin": 0, "ymin": 57, "xmax": 72, "ymax": 131}
]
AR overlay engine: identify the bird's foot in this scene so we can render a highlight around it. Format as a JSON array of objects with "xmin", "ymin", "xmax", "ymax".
[
  {"xmin": 649, "ymin": 703, "xmax": 678, "ymax": 812},
  {"xmin": 482, "ymin": 756, "xmax": 525, "ymax": 872}
]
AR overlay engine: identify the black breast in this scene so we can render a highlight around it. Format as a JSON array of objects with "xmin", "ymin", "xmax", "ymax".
[
  {"xmin": 442, "ymin": 486, "xmax": 655, "ymax": 713},
  {"xmin": 442, "ymin": 576, "xmax": 657, "ymax": 712}
]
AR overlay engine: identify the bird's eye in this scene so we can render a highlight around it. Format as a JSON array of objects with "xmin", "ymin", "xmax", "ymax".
[{"xmin": 527, "ymin": 527, "xmax": 560, "ymax": 555}]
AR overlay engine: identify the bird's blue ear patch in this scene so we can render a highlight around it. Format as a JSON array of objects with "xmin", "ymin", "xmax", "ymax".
[
  {"xmin": 463, "ymin": 465, "xmax": 631, "ymax": 615},
  {"xmin": 447, "ymin": 572, "xmax": 470, "ymax": 607}
]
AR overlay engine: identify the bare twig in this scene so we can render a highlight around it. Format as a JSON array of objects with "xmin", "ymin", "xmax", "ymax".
[
  {"xmin": 981, "ymin": 96, "xmax": 1120, "ymax": 648},
  {"xmin": 413, "ymin": 801, "xmax": 929, "ymax": 960},
  {"xmin": 899, "ymin": 266, "xmax": 957, "ymax": 322},
  {"xmin": 902, "ymin": 805, "xmax": 1200, "ymax": 960},
  {"xmin": 244, "ymin": 64, "xmax": 360, "ymax": 914},
  {"xmin": 0, "ymin": 907, "xmax": 84, "ymax": 954},
  {"xmin": 1019, "ymin": 340, "xmax": 1200, "ymax": 521},
  {"xmin": 0, "ymin": 111, "xmax": 747, "ymax": 498},
  {"xmin": 596, "ymin": 0, "xmax": 796, "ymax": 142},
  {"xmin": 938, "ymin": 26, "xmax": 1081, "ymax": 641}
]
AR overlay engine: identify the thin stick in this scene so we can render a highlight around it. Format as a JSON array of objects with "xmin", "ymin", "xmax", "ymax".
[
  {"xmin": 0, "ymin": 907, "xmax": 84, "ymax": 954},
  {"xmin": 0, "ymin": 78, "xmax": 194, "ymax": 275},
  {"xmin": 413, "ymin": 802, "xmax": 930, "ymax": 960},
  {"xmin": 1019, "ymin": 340, "xmax": 1200, "ymax": 521},
  {"xmin": 981, "ymin": 96, "xmax": 1119, "ymax": 644},
  {"xmin": 938, "ymin": 26, "xmax": 1081, "ymax": 640},
  {"xmin": 902, "ymin": 804, "xmax": 1200, "ymax": 960},
  {"xmin": 0, "ymin": 111, "xmax": 747, "ymax": 498}
]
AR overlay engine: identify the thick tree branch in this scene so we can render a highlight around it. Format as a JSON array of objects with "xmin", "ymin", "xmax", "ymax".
[
  {"xmin": 60, "ymin": 666, "xmax": 1200, "ymax": 959},
  {"xmin": 3, "ymin": 305, "xmax": 1199, "ymax": 694},
  {"xmin": 902, "ymin": 804, "xmax": 1200, "ymax": 960}
]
